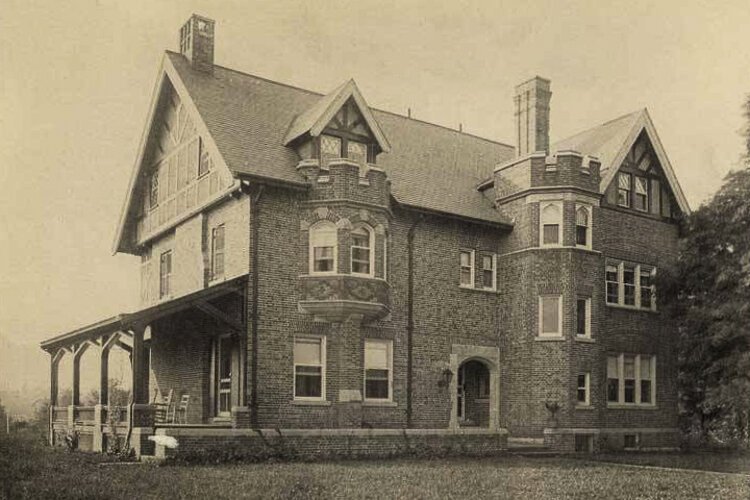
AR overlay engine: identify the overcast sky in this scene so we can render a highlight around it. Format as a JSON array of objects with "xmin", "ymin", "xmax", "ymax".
[{"xmin": 1, "ymin": 0, "xmax": 749, "ymax": 384}]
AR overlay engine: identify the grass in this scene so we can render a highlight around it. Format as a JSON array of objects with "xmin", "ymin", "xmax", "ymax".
[
  {"xmin": 2, "ymin": 428, "xmax": 749, "ymax": 499},
  {"xmin": 587, "ymin": 450, "xmax": 750, "ymax": 474}
]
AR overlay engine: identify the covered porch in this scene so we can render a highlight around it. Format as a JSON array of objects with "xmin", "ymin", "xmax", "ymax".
[{"xmin": 40, "ymin": 277, "xmax": 249, "ymax": 456}]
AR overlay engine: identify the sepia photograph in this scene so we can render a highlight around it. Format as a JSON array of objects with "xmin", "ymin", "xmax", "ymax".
[{"xmin": 1, "ymin": 1, "xmax": 749, "ymax": 498}]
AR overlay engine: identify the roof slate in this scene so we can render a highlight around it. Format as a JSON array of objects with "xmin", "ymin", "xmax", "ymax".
[{"xmin": 167, "ymin": 52, "xmax": 515, "ymax": 225}]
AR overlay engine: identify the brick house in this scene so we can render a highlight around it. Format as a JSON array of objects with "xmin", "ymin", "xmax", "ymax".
[{"xmin": 41, "ymin": 15, "xmax": 690, "ymax": 457}]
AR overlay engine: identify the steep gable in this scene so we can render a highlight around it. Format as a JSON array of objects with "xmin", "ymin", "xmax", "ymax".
[{"xmin": 113, "ymin": 55, "xmax": 237, "ymax": 254}]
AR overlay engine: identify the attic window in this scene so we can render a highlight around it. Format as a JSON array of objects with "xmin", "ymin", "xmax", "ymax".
[
  {"xmin": 347, "ymin": 141, "xmax": 368, "ymax": 164},
  {"xmin": 149, "ymin": 174, "xmax": 159, "ymax": 209},
  {"xmin": 320, "ymin": 135, "xmax": 342, "ymax": 163},
  {"xmin": 198, "ymin": 140, "xmax": 212, "ymax": 177}
]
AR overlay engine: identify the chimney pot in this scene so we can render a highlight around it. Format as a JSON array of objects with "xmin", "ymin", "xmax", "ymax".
[{"xmin": 514, "ymin": 76, "xmax": 551, "ymax": 157}]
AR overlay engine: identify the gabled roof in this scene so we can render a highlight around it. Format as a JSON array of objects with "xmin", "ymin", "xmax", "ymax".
[
  {"xmin": 166, "ymin": 51, "xmax": 515, "ymax": 226},
  {"xmin": 283, "ymin": 79, "xmax": 391, "ymax": 153},
  {"xmin": 552, "ymin": 108, "xmax": 690, "ymax": 213}
]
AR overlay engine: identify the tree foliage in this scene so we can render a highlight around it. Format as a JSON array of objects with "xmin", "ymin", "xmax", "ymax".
[{"xmin": 660, "ymin": 99, "xmax": 750, "ymax": 446}]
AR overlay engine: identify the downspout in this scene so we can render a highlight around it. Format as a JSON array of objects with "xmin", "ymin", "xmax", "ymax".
[
  {"xmin": 249, "ymin": 185, "xmax": 264, "ymax": 428},
  {"xmin": 406, "ymin": 214, "xmax": 425, "ymax": 428}
]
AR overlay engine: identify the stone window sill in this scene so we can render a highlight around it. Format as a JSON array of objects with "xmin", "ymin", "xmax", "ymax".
[
  {"xmin": 535, "ymin": 336, "xmax": 565, "ymax": 342},
  {"xmin": 459, "ymin": 285, "xmax": 498, "ymax": 295},
  {"xmin": 607, "ymin": 404, "xmax": 658, "ymax": 410},
  {"xmin": 574, "ymin": 336, "xmax": 595, "ymax": 343},
  {"xmin": 606, "ymin": 303, "xmax": 658, "ymax": 314},
  {"xmin": 362, "ymin": 401, "xmax": 397, "ymax": 408},
  {"xmin": 575, "ymin": 405, "xmax": 595, "ymax": 411},
  {"xmin": 291, "ymin": 399, "xmax": 331, "ymax": 406}
]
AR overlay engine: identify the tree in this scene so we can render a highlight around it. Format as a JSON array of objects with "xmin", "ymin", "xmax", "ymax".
[{"xmin": 660, "ymin": 99, "xmax": 750, "ymax": 446}]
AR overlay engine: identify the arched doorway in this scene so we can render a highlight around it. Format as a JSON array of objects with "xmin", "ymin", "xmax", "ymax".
[
  {"xmin": 449, "ymin": 345, "xmax": 500, "ymax": 430},
  {"xmin": 457, "ymin": 359, "xmax": 491, "ymax": 427}
]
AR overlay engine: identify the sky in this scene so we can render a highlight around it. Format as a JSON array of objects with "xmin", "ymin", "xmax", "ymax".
[{"xmin": 1, "ymin": 0, "xmax": 749, "ymax": 391}]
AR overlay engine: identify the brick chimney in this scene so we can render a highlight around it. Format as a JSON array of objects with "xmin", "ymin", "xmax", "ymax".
[
  {"xmin": 179, "ymin": 14, "xmax": 215, "ymax": 73},
  {"xmin": 514, "ymin": 76, "xmax": 551, "ymax": 156}
]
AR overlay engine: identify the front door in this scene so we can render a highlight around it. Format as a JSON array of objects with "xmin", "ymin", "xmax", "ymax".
[{"xmin": 216, "ymin": 335, "xmax": 234, "ymax": 418}]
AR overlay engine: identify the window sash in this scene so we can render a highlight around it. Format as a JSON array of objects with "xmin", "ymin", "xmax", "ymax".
[
  {"xmin": 211, "ymin": 225, "xmax": 225, "ymax": 279},
  {"xmin": 481, "ymin": 254, "xmax": 496, "ymax": 290},
  {"xmin": 347, "ymin": 141, "xmax": 368, "ymax": 164},
  {"xmin": 540, "ymin": 202, "xmax": 562, "ymax": 246},
  {"xmin": 294, "ymin": 337, "xmax": 325, "ymax": 399},
  {"xmin": 539, "ymin": 296, "xmax": 561, "ymax": 336},
  {"xmin": 606, "ymin": 261, "xmax": 656, "ymax": 310},
  {"xmin": 617, "ymin": 173, "xmax": 631, "ymax": 207},
  {"xmin": 310, "ymin": 223, "xmax": 337, "ymax": 274},
  {"xmin": 351, "ymin": 227, "xmax": 372, "ymax": 275},
  {"xmin": 607, "ymin": 354, "xmax": 656, "ymax": 405},
  {"xmin": 364, "ymin": 340, "xmax": 392, "ymax": 401},
  {"xmin": 159, "ymin": 251, "xmax": 172, "ymax": 298},
  {"xmin": 459, "ymin": 250, "xmax": 474, "ymax": 287},
  {"xmin": 576, "ymin": 298, "xmax": 590, "ymax": 337}
]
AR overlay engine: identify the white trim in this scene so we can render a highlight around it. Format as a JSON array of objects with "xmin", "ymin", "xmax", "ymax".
[
  {"xmin": 459, "ymin": 249, "xmax": 475, "ymax": 288},
  {"xmin": 539, "ymin": 201, "xmax": 563, "ymax": 247},
  {"xmin": 575, "ymin": 204, "xmax": 593, "ymax": 250},
  {"xmin": 363, "ymin": 339, "xmax": 393, "ymax": 403},
  {"xmin": 538, "ymin": 294, "xmax": 563, "ymax": 337},
  {"xmin": 309, "ymin": 220, "xmax": 338, "ymax": 275},
  {"xmin": 293, "ymin": 335, "xmax": 327, "ymax": 402},
  {"xmin": 350, "ymin": 223, "xmax": 375, "ymax": 277}
]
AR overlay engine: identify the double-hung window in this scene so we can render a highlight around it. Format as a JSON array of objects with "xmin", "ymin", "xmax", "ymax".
[
  {"xmin": 634, "ymin": 176, "xmax": 649, "ymax": 211},
  {"xmin": 575, "ymin": 205, "xmax": 591, "ymax": 248},
  {"xmin": 351, "ymin": 225, "xmax": 373, "ymax": 276},
  {"xmin": 364, "ymin": 339, "xmax": 392, "ymax": 401},
  {"xmin": 540, "ymin": 202, "xmax": 562, "ymax": 246},
  {"xmin": 294, "ymin": 337, "xmax": 326, "ymax": 400},
  {"xmin": 577, "ymin": 373, "xmax": 590, "ymax": 406},
  {"xmin": 459, "ymin": 250, "xmax": 475, "ymax": 288},
  {"xmin": 576, "ymin": 297, "xmax": 591, "ymax": 338},
  {"xmin": 309, "ymin": 222, "xmax": 337, "ymax": 274},
  {"xmin": 481, "ymin": 254, "xmax": 497, "ymax": 290},
  {"xmin": 617, "ymin": 173, "xmax": 632, "ymax": 208},
  {"xmin": 606, "ymin": 354, "xmax": 656, "ymax": 406},
  {"xmin": 211, "ymin": 224, "xmax": 225, "ymax": 280},
  {"xmin": 605, "ymin": 260, "xmax": 656, "ymax": 310},
  {"xmin": 539, "ymin": 295, "xmax": 562, "ymax": 337},
  {"xmin": 159, "ymin": 250, "xmax": 172, "ymax": 299}
]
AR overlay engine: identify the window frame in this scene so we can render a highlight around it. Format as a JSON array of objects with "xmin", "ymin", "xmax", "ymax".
[
  {"xmin": 606, "ymin": 353, "xmax": 657, "ymax": 407},
  {"xmin": 605, "ymin": 260, "xmax": 657, "ymax": 311},
  {"xmin": 459, "ymin": 249, "xmax": 475, "ymax": 288},
  {"xmin": 538, "ymin": 294, "xmax": 563, "ymax": 337},
  {"xmin": 350, "ymin": 224, "xmax": 374, "ymax": 277},
  {"xmin": 211, "ymin": 223, "xmax": 226, "ymax": 281},
  {"xmin": 363, "ymin": 339, "xmax": 393, "ymax": 402},
  {"xmin": 575, "ymin": 297, "xmax": 592, "ymax": 339},
  {"xmin": 576, "ymin": 372, "xmax": 591, "ymax": 406},
  {"xmin": 634, "ymin": 176, "xmax": 649, "ymax": 212},
  {"xmin": 617, "ymin": 172, "xmax": 632, "ymax": 208},
  {"xmin": 575, "ymin": 204, "xmax": 592, "ymax": 249},
  {"xmin": 293, "ymin": 336, "xmax": 327, "ymax": 401},
  {"xmin": 480, "ymin": 253, "xmax": 497, "ymax": 291},
  {"xmin": 539, "ymin": 201, "xmax": 563, "ymax": 247},
  {"xmin": 159, "ymin": 250, "xmax": 172, "ymax": 299},
  {"xmin": 309, "ymin": 221, "xmax": 338, "ymax": 275}
]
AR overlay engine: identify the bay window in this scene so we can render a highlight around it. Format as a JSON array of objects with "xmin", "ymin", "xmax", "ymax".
[
  {"xmin": 351, "ymin": 225, "xmax": 373, "ymax": 276},
  {"xmin": 575, "ymin": 205, "xmax": 591, "ymax": 248},
  {"xmin": 309, "ymin": 221, "xmax": 337, "ymax": 274},
  {"xmin": 539, "ymin": 295, "xmax": 562, "ymax": 337},
  {"xmin": 540, "ymin": 202, "xmax": 562, "ymax": 246}
]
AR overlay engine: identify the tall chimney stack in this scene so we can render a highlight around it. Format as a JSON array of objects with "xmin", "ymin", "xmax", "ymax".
[
  {"xmin": 179, "ymin": 14, "xmax": 215, "ymax": 73},
  {"xmin": 514, "ymin": 76, "xmax": 551, "ymax": 157}
]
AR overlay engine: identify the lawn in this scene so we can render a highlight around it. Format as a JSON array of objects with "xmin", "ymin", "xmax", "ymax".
[{"xmin": 2, "ymin": 429, "xmax": 749, "ymax": 499}]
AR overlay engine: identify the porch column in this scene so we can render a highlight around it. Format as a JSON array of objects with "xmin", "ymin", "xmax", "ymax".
[
  {"xmin": 130, "ymin": 325, "xmax": 147, "ymax": 404},
  {"xmin": 99, "ymin": 333, "xmax": 121, "ymax": 405},
  {"xmin": 71, "ymin": 343, "xmax": 90, "ymax": 406},
  {"xmin": 49, "ymin": 349, "xmax": 63, "ymax": 406}
]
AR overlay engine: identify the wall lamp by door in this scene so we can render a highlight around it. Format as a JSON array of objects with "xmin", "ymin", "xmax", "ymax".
[{"xmin": 438, "ymin": 368, "xmax": 454, "ymax": 387}]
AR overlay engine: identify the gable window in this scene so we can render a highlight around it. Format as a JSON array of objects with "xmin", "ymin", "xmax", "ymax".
[
  {"xmin": 617, "ymin": 173, "xmax": 632, "ymax": 208},
  {"xmin": 351, "ymin": 225, "xmax": 373, "ymax": 276},
  {"xmin": 364, "ymin": 339, "xmax": 392, "ymax": 401},
  {"xmin": 634, "ymin": 176, "xmax": 649, "ymax": 212},
  {"xmin": 320, "ymin": 135, "xmax": 342, "ymax": 164},
  {"xmin": 540, "ymin": 202, "xmax": 562, "ymax": 246},
  {"xmin": 294, "ymin": 336, "xmax": 326, "ymax": 400},
  {"xmin": 575, "ymin": 205, "xmax": 591, "ymax": 248},
  {"xmin": 576, "ymin": 297, "xmax": 591, "ymax": 338},
  {"xmin": 347, "ymin": 140, "xmax": 368, "ymax": 164},
  {"xmin": 577, "ymin": 373, "xmax": 590, "ymax": 406},
  {"xmin": 607, "ymin": 354, "xmax": 656, "ymax": 406},
  {"xmin": 159, "ymin": 250, "xmax": 172, "ymax": 299},
  {"xmin": 309, "ymin": 221, "xmax": 337, "ymax": 274},
  {"xmin": 198, "ymin": 140, "xmax": 211, "ymax": 177},
  {"xmin": 606, "ymin": 260, "xmax": 656, "ymax": 310},
  {"xmin": 539, "ymin": 295, "xmax": 562, "ymax": 337},
  {"xmin": 459, "ymin": 250, "xmax": 475, "ymax": 288},
  {"xmin": 211, "ymin": 224, "xmax": 225, "ymax": 280},
  {"xmin": 149, "ymin": 173, "xmax": 159, "ymax": 209},
  {"xmin": 481, "ymin": 254, "xmax": 496, "ymax": 290}
]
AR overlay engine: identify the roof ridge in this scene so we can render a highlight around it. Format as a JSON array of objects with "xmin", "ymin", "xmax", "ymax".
[
  {"xmin": 554, "ymin": 108, "xmax": 644, "ymax": 146},
  {"xmin": 166, "ymin": 50, "xmax": 514, "ymax": 150}
]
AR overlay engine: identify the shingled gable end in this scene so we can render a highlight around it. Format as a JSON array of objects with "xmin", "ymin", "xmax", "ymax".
[{"xmin": 42, "ymin": 14, "xmax": 688, "ymax": 458}]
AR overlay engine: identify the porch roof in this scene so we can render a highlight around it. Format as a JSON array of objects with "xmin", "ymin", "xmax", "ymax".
[{"xmin": 40, "ymin": 276, "xmax": 247, "ymax": 353}]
